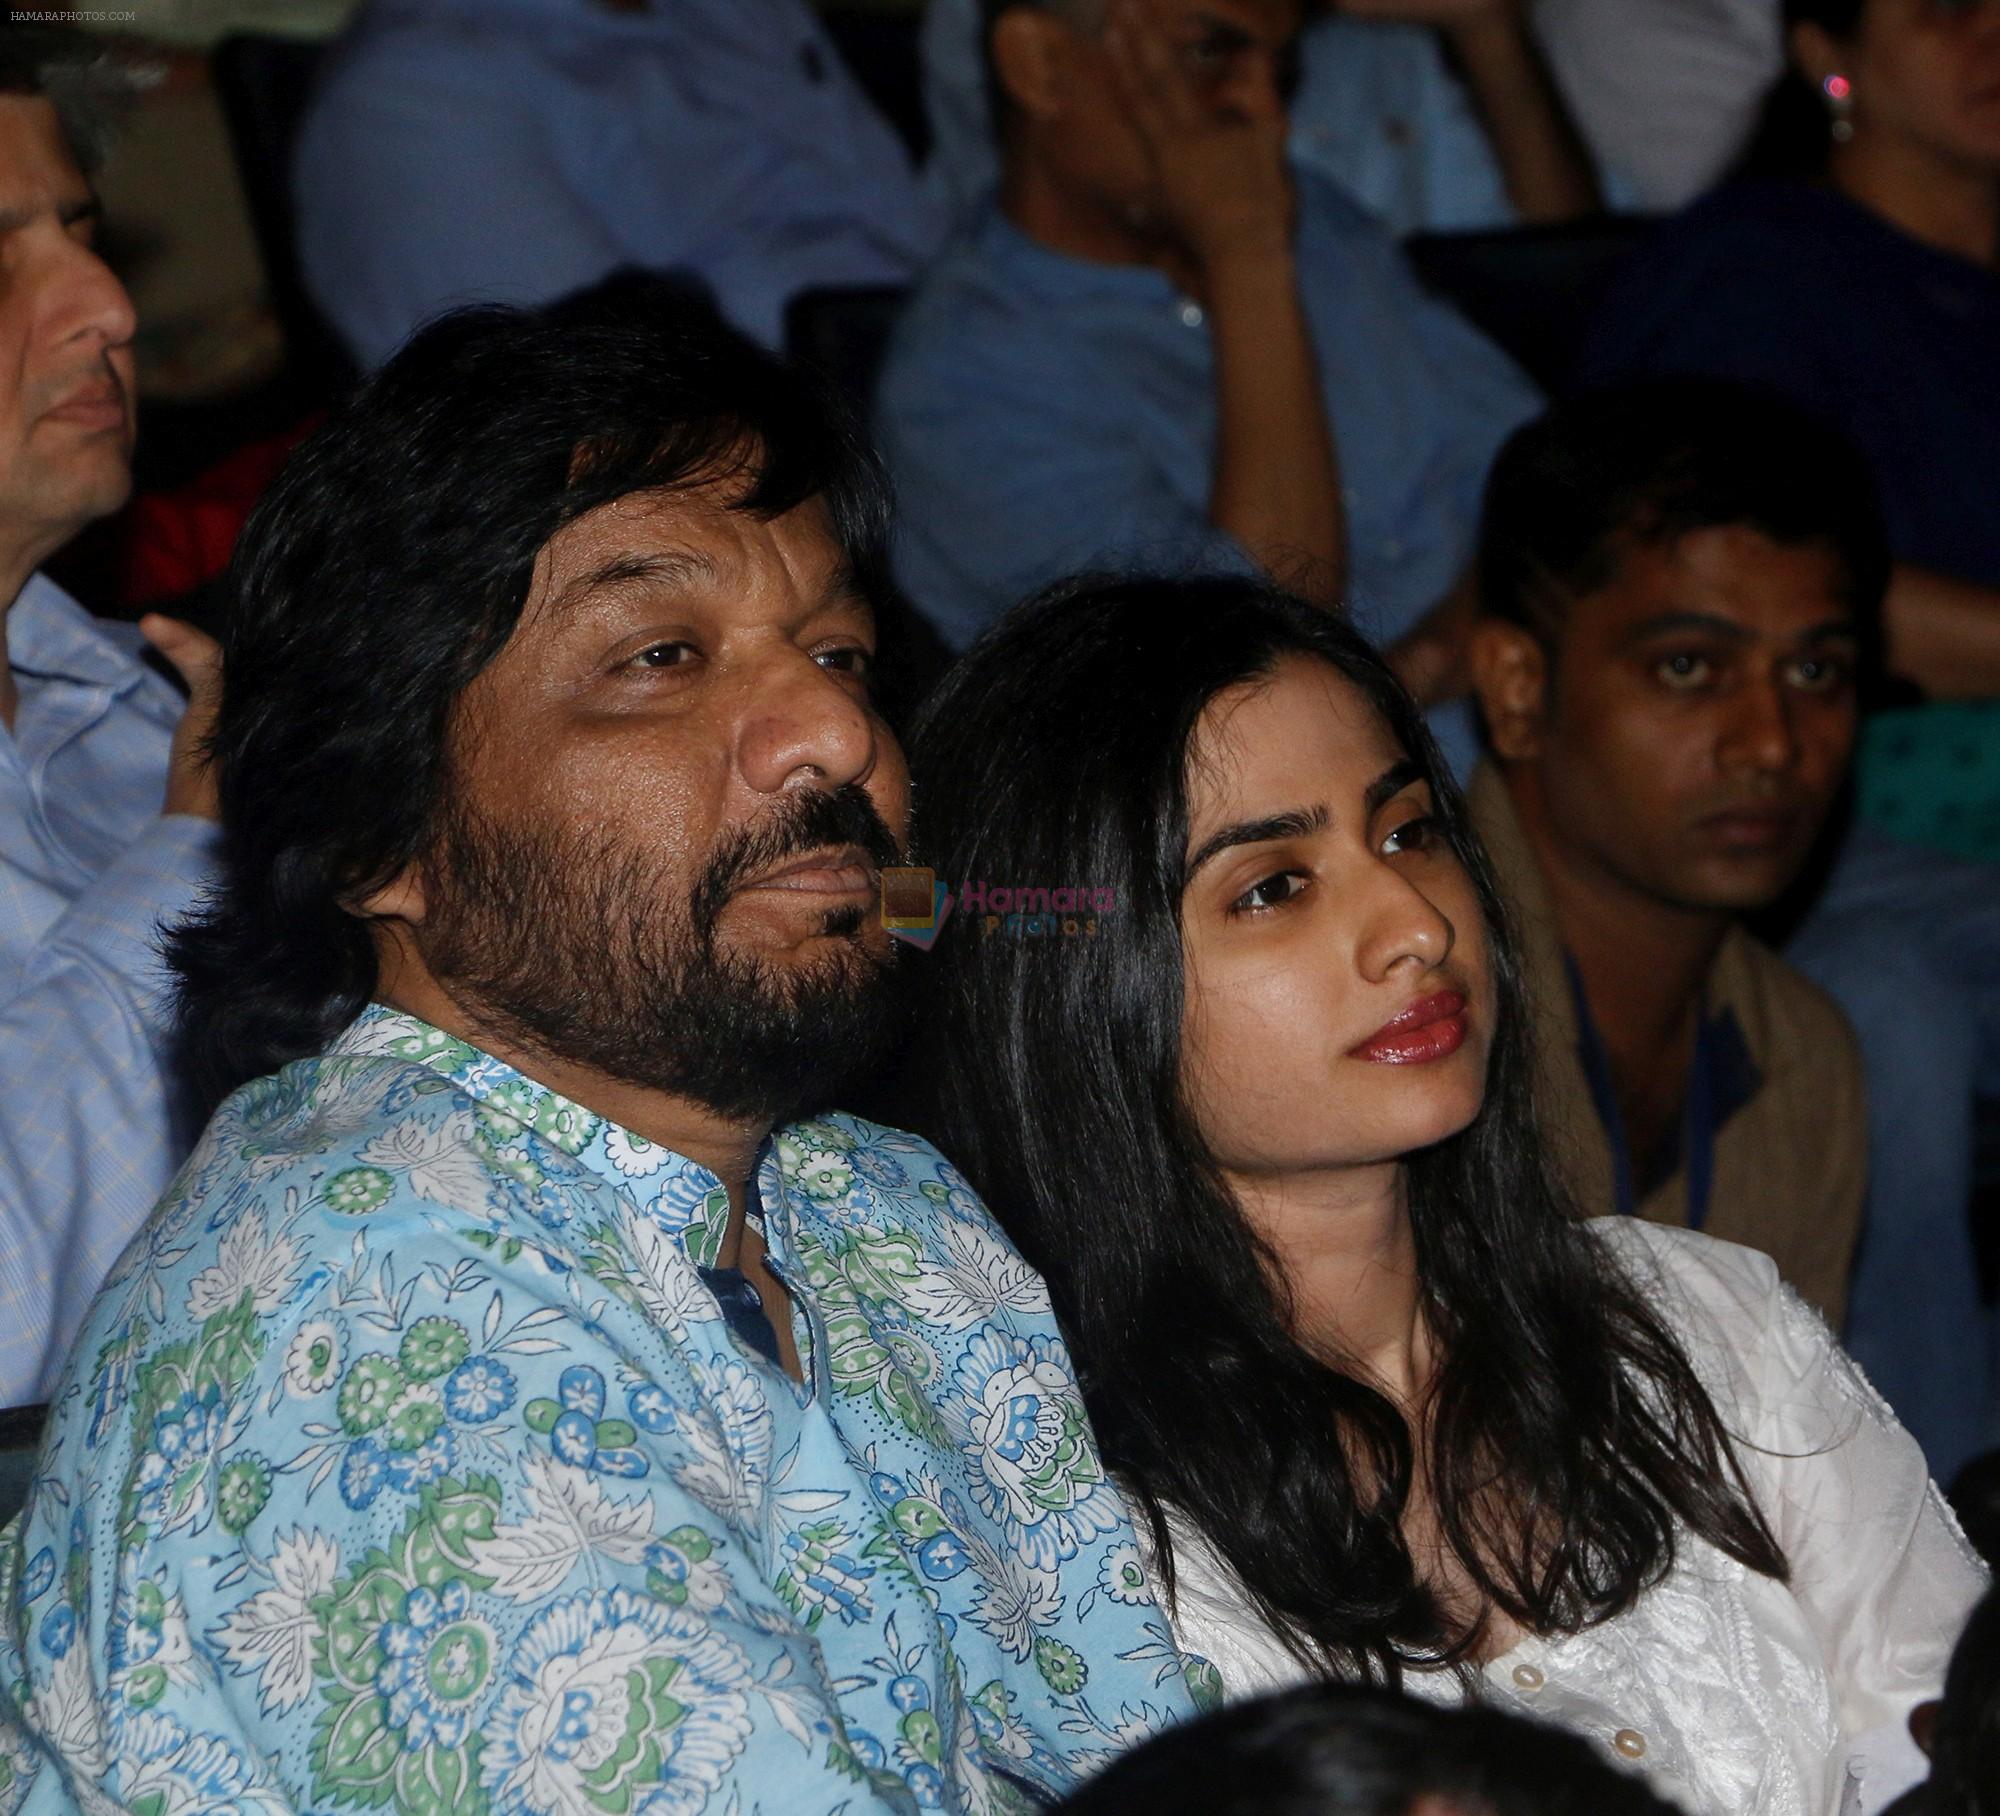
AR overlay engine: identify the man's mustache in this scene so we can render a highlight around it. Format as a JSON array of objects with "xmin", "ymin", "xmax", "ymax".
[{"xmin": 691, "ymin": 785, "xmax": 905, "ymax": 931}]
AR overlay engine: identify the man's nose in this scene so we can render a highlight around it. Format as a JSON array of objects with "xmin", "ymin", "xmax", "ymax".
[
  {"xmin": 49, "ymin": 234, "xmax": 137, "ymax": 356},
  {"xmin": 736, "ymin": 653, "xmax": 880, "ymax": 797},
  {"xmin": 1720, "ymin": 676, "xmax": 1801, "ymax": 775}
]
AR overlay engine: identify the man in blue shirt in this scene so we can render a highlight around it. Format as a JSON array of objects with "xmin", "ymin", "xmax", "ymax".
[
  {"xmin": 295, "ymin": 0, "xmax": 948, "ymax": 367},
  {"xmin": 922, "ymin": 0, "xmax": 1601, "ymax": 236},
  {"xmin": 877, "ymin": 0, "xmax": 1541, "ymax": 766},
  {"xmin": 0, "ymin": 286, "xmax": 1202, "ymax": 1811},
  {"xmin": 0, "ymin": 30, "xmax": 221, "ymax": 1404}
]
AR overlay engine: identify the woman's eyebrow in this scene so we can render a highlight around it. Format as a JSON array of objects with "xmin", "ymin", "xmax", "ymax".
[
  {"xmin": 1365, "ymin": 758, "xmax": 1426, "ymax": 817},
  {"xmin": 1184, "ymin": 802, "xmax": 1329, "ymax": 884}
]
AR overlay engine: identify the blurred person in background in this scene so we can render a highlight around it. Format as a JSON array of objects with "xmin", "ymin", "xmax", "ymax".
[
  {"xmin": 0, "ymin": 27, "xmax": 221, "ymax": 1405},
  {"xmin": 1585, "ymin": 0, "xmax": 2000, "ymax": 704},
  {"xmin": 1532, "ymin": 0, "xmax": 1785, "ymax": 208},
  {"xmin": 908, "ymin": 574, "xmax": 1985, "ymax": 1815},
  {"xmin": 1055, "ymin": 1683, "xmax": 1682, "ymax": 1815},
  {"xmin": 878, "ymin": 0, "xmax": 1541, "ymax": 773},
  {"xmin": 294, "ymin": 0, "xmax": 945, "ymax": 367},
  {"xmin": 1467, "ymin": 383, "xmax": 1876, "ymax": 1329},
  {"xmin": 922, "ymin": 0, "xmax": 1601, "ymax": 236},
  {"xmin": 1582, "ymin": 0, "xmax": 2000, "ymax": 1475},
  {"xmin": 1884, "ymin": 1589, "xmax": 2000, "ymax": 1816}
]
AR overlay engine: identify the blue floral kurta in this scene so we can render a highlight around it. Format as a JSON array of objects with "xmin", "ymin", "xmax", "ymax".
[{"xmin": 0, "ymin": 1007, "xmax": 1200, "ymax": 1813}]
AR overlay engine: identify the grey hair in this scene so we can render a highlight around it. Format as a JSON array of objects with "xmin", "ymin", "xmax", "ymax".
[{"xmin": 0, "ymin": 24, "xmax": 142, "ymax": 176}]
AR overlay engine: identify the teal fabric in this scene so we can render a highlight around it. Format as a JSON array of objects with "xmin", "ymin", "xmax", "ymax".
[{"xmin": 1858, "ymin": 702, "xmax": 2000, "ymax": 865}]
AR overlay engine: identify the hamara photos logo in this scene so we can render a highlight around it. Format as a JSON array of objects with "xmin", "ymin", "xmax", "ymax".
[{"xmin": 879, "ymin": 869, "xmax": 1119, "ymax": 950}]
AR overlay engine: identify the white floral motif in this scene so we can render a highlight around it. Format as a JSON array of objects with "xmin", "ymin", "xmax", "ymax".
[
  {"xmin": 948, "ymin": 1330, "xmax": 1123, "ymax": 1573},
  {"xmin": 602, "ymin": 1128, "xmax": 673, "ymax": 1180},
  {"xmin": 476, "ymin": 1452, "xmax": 655, "ymax": 1603},
  {"xmin": 359, "ymin": 1113, "xmax": 497, "ymax": 1210},
  {"xmin": 212, "ymin": 1529, "xmax": 341, "ymax": 1715},
  {"xmin": 282, "ymin": 1321, "xmax": 341, "ymax": 1398},
  {"xmin": 479, "ymin": 1588, "xmax": 754, "ymax": 1816},
  {"xmin": 906, "ymin": 1219, "xmax": 1045, "ymax": 1332},
  {"xmin": 185, "ymin": 1209, "xmax": 301, "ymax": 1322}
]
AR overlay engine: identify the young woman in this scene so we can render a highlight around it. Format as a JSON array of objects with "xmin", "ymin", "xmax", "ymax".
[{"xmin": 904, "ymin": 574, "xmax": 1985, "ymax": 1816}]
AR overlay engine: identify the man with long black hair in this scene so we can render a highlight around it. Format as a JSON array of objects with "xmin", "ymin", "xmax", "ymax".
[{"xmin": 0, "ymin": 286, "xmax": 1195, "ymax": 1811}]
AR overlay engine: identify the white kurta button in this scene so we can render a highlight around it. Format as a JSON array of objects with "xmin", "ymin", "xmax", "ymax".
[
  {"xmin": 1179, "ymin": 301, "xmax": 1205, "ymax": 329},
  {"xmin": 1510, "ymin": 1664, "xmax": 1544, "ymax": 1691},
  {"xmin": 1613, "ymin": 1730, "xmax": 1647, "ymax": 1759}
]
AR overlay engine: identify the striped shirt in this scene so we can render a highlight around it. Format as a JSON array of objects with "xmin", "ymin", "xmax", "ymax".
[{"xmin": 0, "ymin": 574, "xmax": 217, "ymax": 1404}]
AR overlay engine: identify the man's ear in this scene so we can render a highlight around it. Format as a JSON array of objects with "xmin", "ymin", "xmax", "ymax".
[
  {"xmin": 1468, "ymin": 620, "xmax": 1550, "ymax": 764},
  {"xmin": 992, "ymin": 6, "xmax": 1075, "ymax": 121},
  {"xmin": 348, "ymin": 862, "xmax": 428, "ymax": 927}
]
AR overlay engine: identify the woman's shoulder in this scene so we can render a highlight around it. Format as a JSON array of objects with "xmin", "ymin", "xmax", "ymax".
[
  {"xmin": 1586, "ymin": 1215, "xmax": 1787, "ymax": 1320},
  {"xmin": 1586, "ymin": 1218, "xmax": 1834, "ymax": 1417}
]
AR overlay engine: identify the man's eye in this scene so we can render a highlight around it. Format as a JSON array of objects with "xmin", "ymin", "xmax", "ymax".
[
  {"xmin": 1655, "ymin": 652, "xmax": 1714, "ymax": 690},
  {"xmin": 814, "ymin": 644, "xmax": 874, "ymax": 678},
  {"xmin": 1232, "ymin": 870, "xmax": 1307, "ymax": 913},
  {"xmin": 1382, "ymin": 815, "xmax": 1439, "ymax": 856},
  {"xmin": 629, "ymin": 642, "xmax": 696, "ymax": 669},
  {"xmin": 1788, "ymin": 655, "xmax": 1851, "ymax": 694}
]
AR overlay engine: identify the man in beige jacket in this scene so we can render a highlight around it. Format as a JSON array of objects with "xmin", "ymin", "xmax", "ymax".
[{"xmin": 1466, "ymin": 379, "xmax": 1876, "ymax": 1327}]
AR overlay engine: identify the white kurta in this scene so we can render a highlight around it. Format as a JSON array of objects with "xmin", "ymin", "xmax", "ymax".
[{"xmin": 1150, "ymin": 1219, "xmax": 1987, "ymax": 1816}]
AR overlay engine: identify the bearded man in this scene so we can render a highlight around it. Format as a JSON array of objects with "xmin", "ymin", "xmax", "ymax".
[{"xmin": 0, "ymin": 288, "xmax": 1195, "ymax": 1814}]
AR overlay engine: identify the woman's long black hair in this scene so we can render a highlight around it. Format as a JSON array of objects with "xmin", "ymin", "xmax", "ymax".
[{"xmin": 906, "ymin": 574, "xmax": 1786, "ymax": 1683}]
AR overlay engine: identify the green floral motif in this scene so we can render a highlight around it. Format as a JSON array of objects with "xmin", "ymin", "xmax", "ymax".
[
  {"xmin": 216, "ymin": 1456, "xmax": 272, "ymax": 1534},
  {"xmin": 793, "ymin": 1227, "xmax": 947, "ymax": 1445},
  {"xmin": 529, "ymin": 1096, "xmax": 601, "ymax": 1157},
  {"xmin": 382, "ymin": 1390, "xmax": 444, "ymax": 1456},
  {"xmin": 386, "ymin": 1028, "xmax": 480, "ymax": 1074},
  {"xmin": 323, "ymin": 1168, "xmax": 395, "ymax": 1216},
  {"xmin": 121, "ymin": 1296, "xmax": 266, "ymax": 1540},
  {"xmin": 1033, "ymin": 1635, "xmax": 1087, "ymax": 1696},
  {"xmin": 1184, "ymin": 1654, "xmax": 1225, "ymax": 1713},
  {"xmin": 644, "ymin": 1525, "xmax": 718, "ymax": 1608},
  {"xmin": 399, "ymin": 1319, "xmax": 469, "ymax": 1383},
  {"xmin": 309, "ymin": 1475, "xmax": 501, "ymax": 1815},
  {"xmin": 337, "ymin": 1356, "xmax": 406, "ymax": 1437}
]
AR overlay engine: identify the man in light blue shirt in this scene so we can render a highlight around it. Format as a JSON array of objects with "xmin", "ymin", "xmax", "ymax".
[
  {"xmin": 922, "ymin": 0, "xmax": 1600, "ymax": 236},
  {"xmin": 880, "ymin": 0, "xmax": 1542, "ymax": 741},
  {"xmin": 0, "ymin": 31, "xmax": 221, "ymax": 1404},
  {"xmin": 0, "ymin": 287, "xmax": 1203, "ymax": 1812},
  {"xmin": 295, "ymin": 0, "xmax": 948, "ymax": 367}
]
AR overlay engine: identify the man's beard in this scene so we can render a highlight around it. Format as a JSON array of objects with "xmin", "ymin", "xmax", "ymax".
[{"xmin": 419, "ymin": 783, "xmax": 907, "ymax": 1125}]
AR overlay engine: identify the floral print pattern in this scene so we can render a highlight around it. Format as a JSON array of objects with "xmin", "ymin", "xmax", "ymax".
[{"xmin": 0, "ymin": 1006, "xmax": 1196, "ymax": 1813}]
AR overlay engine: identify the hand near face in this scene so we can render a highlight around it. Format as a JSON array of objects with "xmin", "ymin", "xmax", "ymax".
[
  {"xmin": 1103, "ymin": 0, "xmax": 1295, "ymax": 269},
  {"xmin": 141, "ymin": 613, "xmax": 223, "ymax": 822},
  {"xmin": 1325, "ymin": 0, "xmax": 1519, "ymax": 25}
]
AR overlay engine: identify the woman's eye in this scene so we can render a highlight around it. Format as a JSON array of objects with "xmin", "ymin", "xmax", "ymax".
[
  {"xmin": 1233, "ymin": 870, "xmax": 1307, "ymax": 913},
  {"xmin": 1654, "ymin": 652, "xmax": 1714, "ymax": 690},
  {"xmin": 1381, "ymin": 815, "xmax": 1438, "ymax": 856}
]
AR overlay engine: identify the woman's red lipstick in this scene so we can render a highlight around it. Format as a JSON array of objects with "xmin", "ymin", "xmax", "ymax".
[{"xmin": 1348, "ymin": 990, "xmax": 1468, "ymax": 1065}]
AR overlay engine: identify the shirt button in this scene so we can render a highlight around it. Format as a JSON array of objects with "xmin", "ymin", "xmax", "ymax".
[
  {"xmin": 1179, "ymin": 301, "xmax": 1205, "ymax": 329},
  {"xmin": 1510, "ymin": 1664, "xmax": 1544, "ymax": 1691},
  {"xmin": 1613, "ymin": 1730, "xmax": 1647, "ymax": 1759}
]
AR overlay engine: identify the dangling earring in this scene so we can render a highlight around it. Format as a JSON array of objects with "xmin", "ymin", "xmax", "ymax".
[{"xmin": 1823, "ymin": 73, "xmax": 1856, "ymax": 143}]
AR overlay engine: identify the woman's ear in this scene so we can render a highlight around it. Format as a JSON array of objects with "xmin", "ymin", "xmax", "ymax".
[
  {"xmin": 992, "ymin": 6, "xmax": 1074, "ymax": 121},
  {"xmin": 1788, "ymin": 19, "xmax": 1844, "ymax": 93},
  {"xmin": 1468, "ymin": 620, "xmax": 1550, "ymax": 764}
]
